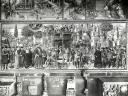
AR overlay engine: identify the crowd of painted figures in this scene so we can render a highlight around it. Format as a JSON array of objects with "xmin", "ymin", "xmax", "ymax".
[
  {"xmin": 94, "ymin": 46, "xmax": 126, "ymax": 68},
  {"xmin": 1, "ymin": 44, "xmax": 126, "ymax": 70},
  {"xmin": 103, "ymin": 82, "xmax": 128, "ymax": 96}
]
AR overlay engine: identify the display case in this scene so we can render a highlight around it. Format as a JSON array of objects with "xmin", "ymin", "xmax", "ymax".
[
  {"xmin": 87, "ymin": 71, "xmax": 128, "ymax": 96},
  {"xmin": 0, "ymin": 75, "xmax": 17, "ymax": 96}
]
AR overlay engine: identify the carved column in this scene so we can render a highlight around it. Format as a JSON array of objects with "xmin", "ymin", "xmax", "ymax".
[
  {"xmin": 0, "ymin": 23, "xmax": 2, "ymax": 70},
  {"xmin": 43, "ymin": 73, "xmax": 49, "ymax": 96},
  {"xmin": 83, "ymin": 71, "xmax": 89, "ymax": 96},
  {"xmin": 126, "ymin": 22, "xmax": 128, "ymax": 70}
]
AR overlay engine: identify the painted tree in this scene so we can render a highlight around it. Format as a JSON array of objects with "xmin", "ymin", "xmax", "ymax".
[
  {"xmin": 21, "ymin": 25, "xmax": 34, "ymax": 46},
  {"xmin": 14, "ymin": 24, "xmax": 18, "ymax": 38},
  {"xmin": 21, "ymin": 26, "xmax": 34, "ymax": 38}
]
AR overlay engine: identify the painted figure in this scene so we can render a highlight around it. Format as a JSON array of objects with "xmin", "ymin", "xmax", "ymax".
[
  {"xmin": 1, "ymin": 47, "xmax": 10, "ymax": 70},
  {"xmin": 24, "ymin": 47, "xmax": 33, "ymax": 68},
  {"xmin": 33, "ymin": 47, "xmax": 43, "ymax": 68}
]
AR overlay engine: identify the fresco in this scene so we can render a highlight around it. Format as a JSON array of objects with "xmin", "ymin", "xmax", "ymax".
[{"xmin": 1, "ymin": 23, "xmax": 127, "ymax": 70}]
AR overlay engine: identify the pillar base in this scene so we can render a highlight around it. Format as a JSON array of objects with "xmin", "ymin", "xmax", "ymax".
[{"xmin": 42, "ymin": 92, "xmax": 48, "ymax": 96}]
